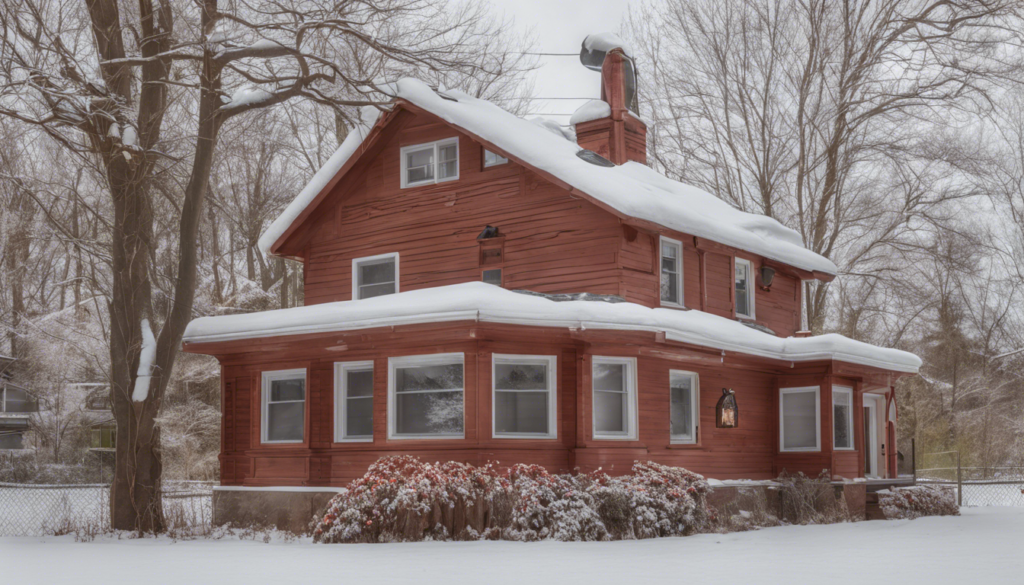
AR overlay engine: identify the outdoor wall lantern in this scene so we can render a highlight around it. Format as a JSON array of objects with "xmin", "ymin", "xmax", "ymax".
[
  {"xmin": 716, "ymin": 388, "xmax": 739, "ymax": 428},
  {"xmin": 760, "ymin": 265, "xmax": 776, "ymax": 291}
]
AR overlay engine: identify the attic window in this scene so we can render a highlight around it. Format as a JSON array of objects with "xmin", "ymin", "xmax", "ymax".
[
  {"xmin": 483, "ymin": 149, "xmax": 508, "ymax": 167},
  {"xmin": 353, "ymin": 252, "xmax": 399, "ymax": 300},
  {"xmin": 401, "ymin": 138, "xmax": 459, "ymax": 188},
  {"xmin": 576, "ymin": 149, "xmax": 614, "ymax": 167}
]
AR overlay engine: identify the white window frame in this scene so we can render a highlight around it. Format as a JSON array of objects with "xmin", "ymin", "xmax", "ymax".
[
  {"xmin": 659, "ymin": 236, "xmax": 685, "ymax": 308},
  {"xmin": 400, "ymin": 138, "xmax": 459, "ymax": 188},
  {"xmin": 334, "ymin": 360, "xmax": 375, "ymax": 443},
  {"xmin": 735, "ymin": 257, "xmax": 756, "ymax": 319},
  {"xmin": 388, "ymin": 352, "xmax": 465, "ymax": 440},
  {"xmin": 483, "ymin": 149, "xmax": 508, "ymax": 167},
  {"xmin": 669, "ymin": 370, "xmax": 699, "ymax": 444},
  {"xmin": 491, "ymin": 354, "xmax": 558, "ymax": 440},
  {"xmin": 591, "ymin": 356, "xmax": 638, "ymax": 441},
  {"xmin": 351, "ymin": 252, "xmax": 399, "ymax": 300},
  {"xmin": 832, "ymin": 386, "xmax": 855, "ymax": 451},
  {"xmin": 261, "ymin": 368, "xmax": 306, "ymax": 445},
  {"xmin": 779, "ymin": 386, "xmax": 821, "ymax": 453}
]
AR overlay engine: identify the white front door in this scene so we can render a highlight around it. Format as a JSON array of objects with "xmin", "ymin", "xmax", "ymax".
[{"xmin": 863, "ymin": 397, "xmax": 878, "ymax": 478}]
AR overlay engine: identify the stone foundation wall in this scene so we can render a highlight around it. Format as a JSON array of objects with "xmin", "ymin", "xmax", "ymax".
[{"xmin": 212, "ymin": 487, "xmax": 344, "ymax": 534}]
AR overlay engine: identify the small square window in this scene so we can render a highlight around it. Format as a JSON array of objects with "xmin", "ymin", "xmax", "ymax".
[
  {"xmin": 353, "ymin": 253, "xmax": 398, "ymax": 300},
  {"xmin": 482, "ymin": 269, "xmax": 502, "ymax": 286},
  {"xmin": 492, "ymin": 355, "xmax": 557, "ymax": 438},
  {"xmin": 484, "ymin": 149, "xmax": 508, "ymax": 167},
  {"xmin": 401, "ymin": 138, "xmax": 459, "ymax": 188},
  {"xmin": 735, "ymin": 258, "xmax": 755, "ymax": 319}
]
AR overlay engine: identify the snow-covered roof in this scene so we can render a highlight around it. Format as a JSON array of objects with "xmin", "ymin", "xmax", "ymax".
[
  {"xmin": 258, "ymin": 78, "xmax": 837, "ymax": 276},
  {"xmin": 183, "ymin": 282, "xmax": 919, "ymax": 373},
  {"xmin": 570, "ymin": 100, "xmax": 612, "ymax": 126}
]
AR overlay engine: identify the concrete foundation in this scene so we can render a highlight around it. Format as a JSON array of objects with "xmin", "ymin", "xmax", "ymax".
[{"xmin": 212, "ymin": 487, "xmax": 345, "ymax": 534}]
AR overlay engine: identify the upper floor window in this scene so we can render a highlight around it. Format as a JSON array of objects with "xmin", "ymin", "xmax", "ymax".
[
  {"xmin": 833, "ymin": 386, "xmax": 854, "ymax": 450},
  {"xmin": 483, "ymin": 149, "xmax": 508, "ymax": 167},
  {"xmin": 261, "ymin": 369, "xmax": 306, "ymax": 444},
  {"xmin": 492, "ymin": 354, "xmax": 557, "ymax": 439},
  {"xmin": 1, "ymin": 386, "xmax": 36, "ymax": 413},
  {"xmin": 592, "ymin": 356, "xmax": 638, "ymax": 440},
  {"xmin": 735, "ymin": 258, "xmax": 755, "ymax": 319},
  {"xmin": 353, "ymin": 252, "xmax": 398, "ymax": 300},
  {"xmin": 335, "ymin": 361, "xmax": 374, "ymax": 442},
  {"xmin": 779, "ymin": 386, "xmax": 820, "ymax": 452},
  {"xmin": 401, "ymin": 138, "xmax": 459, "ymax": 188},
  {"xmin": 388, "ymin": 353, "xmax": 465, "ymax": 439},
  {"xmin": 660, "ymin": 237, "xmax": 684, "ymax": 307},
  {"xmin": 670, "ymin": 370, "xmax": 698, "ymax": 443}
]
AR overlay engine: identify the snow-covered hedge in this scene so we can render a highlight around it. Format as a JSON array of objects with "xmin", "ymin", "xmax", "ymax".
[
  {"xmin": 312, "ymin": 456, "xmax": 711, "ymax": 543},
  {"xmin": 879, "ymin": 485, "xmax": 959, "ymax": 520}
]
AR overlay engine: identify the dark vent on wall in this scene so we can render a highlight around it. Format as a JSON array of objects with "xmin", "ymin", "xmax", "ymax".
[{"xmin": 576, "ymin": 149, "xmax": 615, "ymax": 167}]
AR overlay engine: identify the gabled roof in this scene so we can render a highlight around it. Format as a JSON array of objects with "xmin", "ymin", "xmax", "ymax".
[
  {"xmin": 183, "ymin": 282, "xmax": 920, "ymax": 373},
  {"xmin": 258, "ymin": 78, "xmax": 838, "ymax": 277}
]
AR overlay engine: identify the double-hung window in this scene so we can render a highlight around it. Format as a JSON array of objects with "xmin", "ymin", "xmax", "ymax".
[
  {"xmin": 492, "ymin": 354, "xmax": 557, "ymax": 439},
  {"xmin": 833, "ymin": 386, "xmax": 854, "ymax": 450},
  {"xmin": 335, "ymin": 361, "xmax": 374, "ymax": 442},
  {"xmin": 660, "ymin": 237, "xmax": 684, "ymax": 307},
  {"xmin": 592, "ymin": 357, "xmax": 638, "ymax": 440},
  {"xmin": 735, "ymin": 258, "xmax": 755, "ymax": 319},
  {"xmin": 262, "ymin": 369, "xmax": 306, "ymax": 444},
  {"xmin": 401, "ymin": 138, "xmax": 459, "ymax": 188},
  {"xmin": 389, "ymin": 353, "xmax": 464, "ymax": 439},
  {"xmin": 483, "ymin": 149, "xmax": 508, "ymax": 167},
  {"xmin": 779, "ymin": 386, "xmax": 820, "ymax": 452},
  {"xmin": 353, "ymin": 252, "xmax": 398, "ymax": 300},
  {"xmin": 670, "ymin": 370, "xmax": 698, "ymax": 443}
]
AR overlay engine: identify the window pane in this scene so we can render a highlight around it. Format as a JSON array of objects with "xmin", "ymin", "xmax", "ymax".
[
  {"xmin": 482, "ymin": 269, "xmax": 502, "ymax": 286},
  {"xmin": 346, "ymin": 397, "xmax": 373, "ymax": 437},
  {"xmin": 395, "ymin": 363, "xmax": 463, "ymax": 392},
  {"xmin": 267, "ymin": 402, "xmax": 304, "ymax": 441},
  {"xmin": 0, "ymin": 430, "xmax": 24, "ymax": 449},
  {"xmin": 270, "ymin": 378, "xmax": 304, "ymax": 402},
  {"xmin": 834, "ymin": 392, "xmax": 852, "ymax": 449},
  {"xmin": 735, "ymin": 262, "xmax": 749, "ymax": 316},
  {"xmin": 484, "ymin": 150, "xmax": 507, "ymax": 166},
  {"xmin": 670, "ymin": 374, "xmax": 693, "ymax": 439},
  {"xmin": 396, "ymin": 390, "xmax": 463, "ymax": 435},
  {"xmin": 438, "ymin": 144, "xmax": 458, "ymax": 179},
  {"xmin": 346, "ymin": 369, "xmax": 374, "ymax": 398},
  {"xmin": 594, "ymin": 390, "xmax": 626, "ymax": 433},
  {"xmin": 661, "ymin": 268, "xmax": 679, "ymax": 304},
  {"xmin": 782, "ymin": 391, "xmax": 817, "ymax": 450},
  {"xmin": 495, "ymin": 391, "xmax": 548, "ymax": 434},
  {"xmin": 495, "ymin": 363, "xmax": 547, "ymax": 390},
  {"xmin": 4, "ymin": 388, "xmax": 35, "ymax": 413},
  {"xmin": 593, "ymin": 363, "xmax": 624, "ymax": 392},
  {"xmin": 359, "ymin": 282, "xmax": 395, "ymax": 299},
  {"xmin": 359, "ymin": 259, "xmax": 395, "ymax": 286},
  {"xmin": 406, "ymin": 147, "xmax": 434, "ymax": 183}
]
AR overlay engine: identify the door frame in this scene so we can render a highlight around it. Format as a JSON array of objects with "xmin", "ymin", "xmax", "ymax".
[{"xmin": 863, "ymin": 395, "xmax": 879, "ymax": 478}]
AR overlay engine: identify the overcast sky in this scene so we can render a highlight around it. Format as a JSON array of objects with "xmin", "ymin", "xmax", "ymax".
[{"xmin": 488, "ymin": 0, "xmax": 635, "ymax": 123}]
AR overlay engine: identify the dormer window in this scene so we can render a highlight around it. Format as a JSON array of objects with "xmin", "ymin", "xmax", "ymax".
[
  {"xmin": 353, "ymin": 253, "xmax": 399, "ymax": 300},
  {"xmin": 735, "ymin": 258, "xmax": 755, "ymax": 319},
  {"xmin": 401, "ymin": 138, "xmax": 459, "ymax": 188},
  {"xmin": 483, "ymin": 149, "xmax": 508, "ymax": 167},
  {"xmin": 660, "ymin": 237, "xmax": 684, "ymax": 307}
]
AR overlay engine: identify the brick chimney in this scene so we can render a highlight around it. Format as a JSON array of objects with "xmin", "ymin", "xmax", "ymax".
[{"xmin": 574, "ymin": 48, "xmax": 647, "ymax": 165}]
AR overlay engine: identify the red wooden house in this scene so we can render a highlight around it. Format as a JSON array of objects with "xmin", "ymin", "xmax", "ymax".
[{"xmin": 183, "ymin": 36, "xmax": 919, "ymax": 496}]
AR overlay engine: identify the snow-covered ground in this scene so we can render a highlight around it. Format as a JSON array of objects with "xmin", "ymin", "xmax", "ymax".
[{"xmin": 1, "ymin": 508, "xmax": 1020, "ymax": 585}]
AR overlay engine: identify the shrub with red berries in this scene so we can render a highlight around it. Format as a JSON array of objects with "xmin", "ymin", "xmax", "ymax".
[{"xmin": 312, "ymin": 456, "xmax": 711, "ymax": 543}]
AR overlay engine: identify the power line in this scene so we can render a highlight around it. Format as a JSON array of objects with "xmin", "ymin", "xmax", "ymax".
[{"xmin": 522, "ymin": 52, "xmax": 579, "ymax": 56}]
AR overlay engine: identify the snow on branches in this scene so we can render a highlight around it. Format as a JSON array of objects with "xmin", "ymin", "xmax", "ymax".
[
  {"xmin": 879, "ymin": 485, "xmax": 960, "ymax": 520},
  {"xmin": 312, "ymin": 455, "xmax": 712, "ymax": 543}
]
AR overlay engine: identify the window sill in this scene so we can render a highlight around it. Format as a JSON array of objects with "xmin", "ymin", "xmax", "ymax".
[
  {"xmin": 779, "ymin": 448, "xmax": 822, "ymax": 454},
  {"xmin": 334, "ymin": 438, "xmax": 373, "ymax": 444},
  {"xmin": 492, "ymin": 434, "xmax": 558, "ymax": 440},
  {"xmin": 592, "ymin": 435, "xmax": 639, "ymax": 442},
  {"xmin": 659, "ymin": 301, "xmax": 687, "ymax": 310},
  {"xmin": 834, "ymin": 447, "xmax": 856, "ymax": 451},
  {"xmin": 387, "ymin": 434, "xmax": 466, "ymax": 441}
]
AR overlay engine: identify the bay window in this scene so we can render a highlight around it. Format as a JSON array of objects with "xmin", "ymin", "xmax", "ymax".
[
  {"xmin": 389, "ymin": 353, "xmax": 464, "ymax": 439},
  {"xmin": 592, "ymin": 356, "xmax": 637, "ymax": 440},
  {"xmin": 779, "ymin": 386, "xmax": 820, "ymax": 452},
  {"xmin": 261, "ymin": 369, "xmax": 306, "ymax": 444},
  {"xmin": 492, "ymin": 354, "xmax": 557, "ymax": 439},
  {"xmin": 833, "ymin": 386, "xmax": 854, "ymax": 450}
]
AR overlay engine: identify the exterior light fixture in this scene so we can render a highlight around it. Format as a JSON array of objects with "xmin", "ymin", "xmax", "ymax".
[
  {"xmin": 760, "ymin": 266, "xmax": 776, "ymax": 290},
  {"xmin": 716, "ymin": 388, "xmax": 739, "ymax": 428}
]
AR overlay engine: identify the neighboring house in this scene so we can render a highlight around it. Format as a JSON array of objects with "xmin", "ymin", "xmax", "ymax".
[
  {"xmin": 183, "ymin": 35, "xmax": 920, "ymax": 490},
  {"xmin": 79, "ymin": 383, "xmax": 116, "ymax": 452},
  {"xmin": 0, "ymin": 356, "xmax": 38, "ymax": 451}
]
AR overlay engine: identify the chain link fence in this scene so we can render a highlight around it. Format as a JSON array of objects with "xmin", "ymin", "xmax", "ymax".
[
  {"xmin": 916, "ymin": 450, "xmax": 1024, "ymax": 508},
  {"xmin": 0, "ymin": 481, "xmax": 214, "ymax": 536}
]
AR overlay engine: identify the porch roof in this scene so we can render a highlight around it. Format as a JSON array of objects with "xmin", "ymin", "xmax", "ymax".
[{"xmin": 182, "ymin": 282, "xmax": 921, "ymax": 373}]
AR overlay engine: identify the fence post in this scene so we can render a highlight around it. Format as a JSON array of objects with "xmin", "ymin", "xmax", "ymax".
[{"xmin": 957, "ymin": 451, "xmax": 962, "ymax": 507}]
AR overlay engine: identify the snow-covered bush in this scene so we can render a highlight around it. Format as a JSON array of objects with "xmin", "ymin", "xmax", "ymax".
[
  {"xmin": 879, "ymin": 485, "xmax": 959, "ymax": 520},
  {"xmin": 312, "ymin": 456, "xmax": 711, "ymax": 543}
]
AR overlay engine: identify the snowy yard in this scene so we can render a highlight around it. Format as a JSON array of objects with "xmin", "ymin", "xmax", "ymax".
[{"xmin": 1, "ymin": 507, "xmax": 1020, "ymax": 585}]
